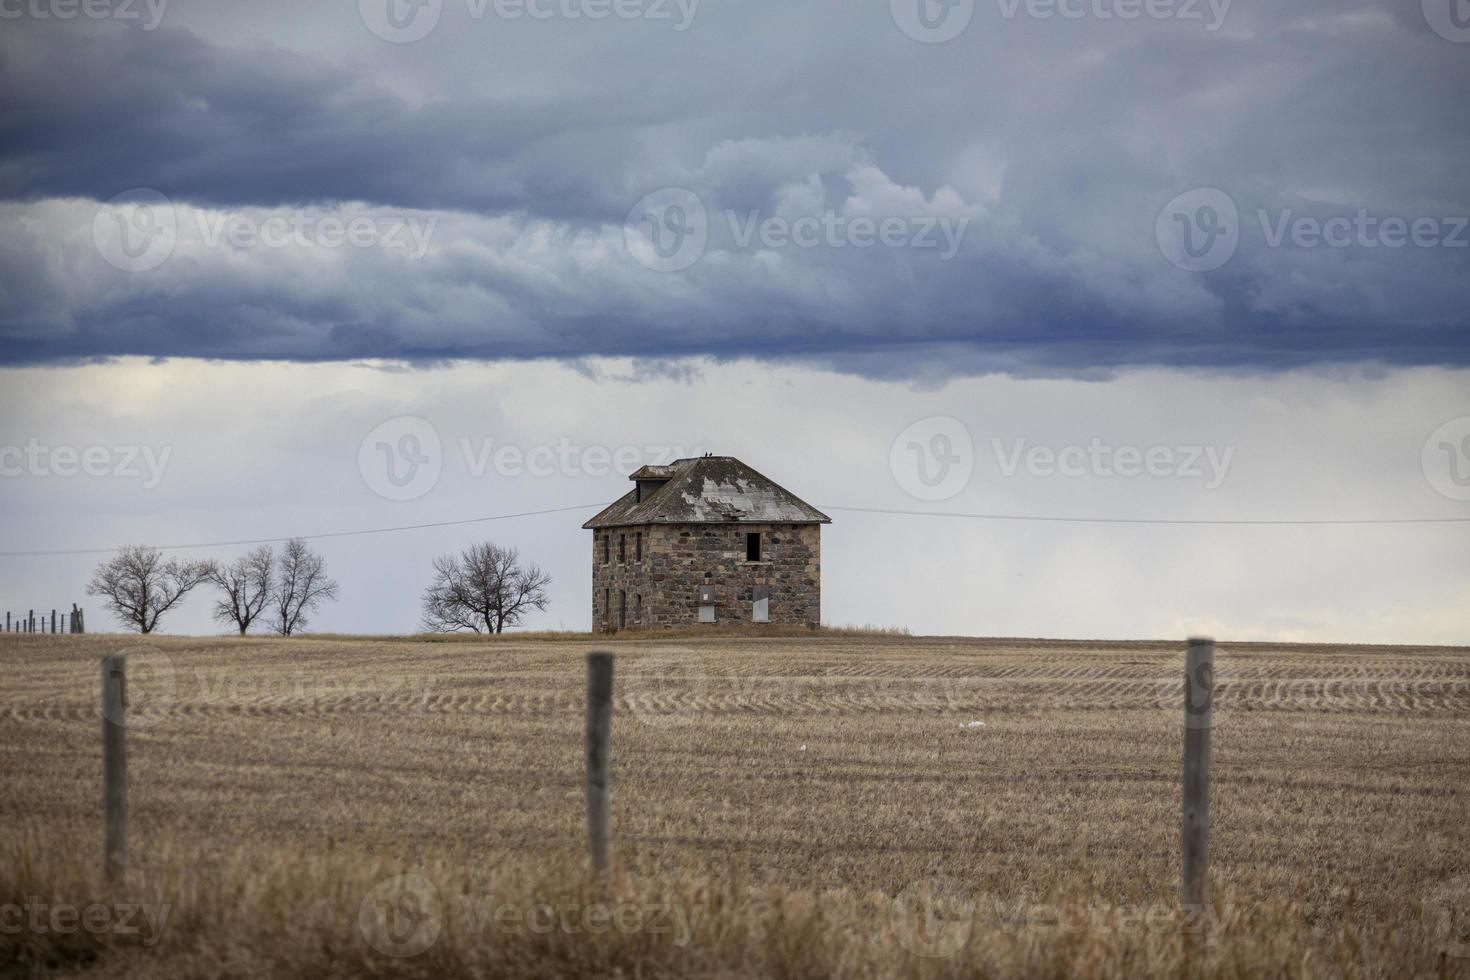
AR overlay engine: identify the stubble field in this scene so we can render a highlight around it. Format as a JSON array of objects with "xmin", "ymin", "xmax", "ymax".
[{"xmin": 1, "ymin": 631, "xmax": 1468, "ymax": 978}]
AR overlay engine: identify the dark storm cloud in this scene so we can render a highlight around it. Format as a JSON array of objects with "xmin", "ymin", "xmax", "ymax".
[
  {"xmin": 0, "ymin": 2, "xmax": 1466, "ymax": 373},
  {"xmin": 0, "ymin": 23, "xmax": 653, "ymax": 220}
]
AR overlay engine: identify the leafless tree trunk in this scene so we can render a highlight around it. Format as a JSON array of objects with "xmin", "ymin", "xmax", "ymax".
[
  {"xmin": 86, "ymin": 545, "xmax": 214, "ymax": 634},
  {"xmin": 208, "ymin": 545, "xmax": 275, "ymax": 635},
  {"xmin": 420, "ymin": 542, "xmax": 551, "ymax": 634},
  {"xmin": 272, "ymin": 538, "xmax": 339, "ymax": 637}
]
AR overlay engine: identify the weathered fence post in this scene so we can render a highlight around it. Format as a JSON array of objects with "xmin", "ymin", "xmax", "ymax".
[
  {"xmin": 51, "ymin": 609, "xmax": 56, "ymax": 633},
  {"xmin": 101, "ymin": 655, "xmax": 128, "ymax": 880},
  {"xmin": 1181, "ymin": 637, "xmax": 1214, "ymax": 920},
  {"xmin": 79, "ymin": 608, "xmax": 86, "ymax": 634},
  {"xmin": 585, "ymin": 651, "xmax": 614, "ymax": 877}
]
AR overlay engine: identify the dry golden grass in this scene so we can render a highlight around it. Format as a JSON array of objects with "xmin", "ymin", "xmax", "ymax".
[{"xmin": 1, "ymin": 632, "xmax": 1468, "ymax": 978}]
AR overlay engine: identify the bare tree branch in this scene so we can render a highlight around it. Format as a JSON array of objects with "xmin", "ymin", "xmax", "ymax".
[
  {"xmin": 208, "ymin": 545, "xmax": 275, "ymax": 635},
  {"xmin": 420, "ymin": 542, "xmax": 551, "ymax": 634},
  {"xmin": 87, "ymin": 545, "xmax": 214, "ymax": 634},
  {"xmin": 272, "ymin": 538, "xmax": 339, "ymax": 637}
]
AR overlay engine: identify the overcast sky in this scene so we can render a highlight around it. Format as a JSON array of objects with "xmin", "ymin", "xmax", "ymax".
[{"xmin": 0, "ymin": 1, "xmax": 1466, "ymax": 641}]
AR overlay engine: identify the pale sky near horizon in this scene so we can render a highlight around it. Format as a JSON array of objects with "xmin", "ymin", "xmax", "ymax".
[{"xmin": 1, "ymin": 358, "xmax": 1466, "ymax": 645}]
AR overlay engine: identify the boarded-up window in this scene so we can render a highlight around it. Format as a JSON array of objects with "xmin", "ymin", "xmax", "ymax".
[
  {"xmin": 601, "ymin": 534, "xmax": 609, "ymax": 564},
  {"xmin": 698, "ymin": 584, "xmax": 715, "ymax": 623},
  {"xmin": 752, "ymin": 586, "xmax": 770, "ymax": 623}
]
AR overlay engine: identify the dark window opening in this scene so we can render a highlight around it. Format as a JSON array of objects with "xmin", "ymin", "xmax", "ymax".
[
  {"xmin": 618, "ymin": 590, "xmax": 627, "ymax": 629},
  {"xmin": 746, "ymin": 532, "xmax": 761, "ymax": 562},
  {"xmin": 603, "ymin": 588, "xmax": 609, "ymax": 627},
  {"xmin": 635, "ymin": 532, "xmax": 643, "ymax": 562},
  {"xmin": 634, "ymin": 593, "xmax": 642, "ymax": 624},
  {"xmin": 618, "ymin": 534, "xmax": 626, "ymax": 564},
  {"xmin": 601, "ymin": 534, "xmax": 609, "ymax": 565}
]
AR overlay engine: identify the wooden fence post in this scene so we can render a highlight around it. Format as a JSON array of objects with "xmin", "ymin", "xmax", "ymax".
[
  {"xmin": 585, "ymin": 651, "xmax": 614, "ymax": 876},
  {"xmin": 51, "ymin": 609, "xmax": 56, "ymax": 633},
  {"xmin": 79, "ymin": 608, "xmax": 86, "ymax": 634},
  {"xmin": 1181, "ymin": 637, "xmax": 1214, "ymax": 917},
  {"xmin": 101, "ymin": 655, "xmax": 128, "ymax": 880}
]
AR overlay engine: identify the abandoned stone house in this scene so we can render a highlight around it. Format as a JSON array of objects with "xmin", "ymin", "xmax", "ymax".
[{"xmin": 583, "ymin": 456, "xmax": 831, "ymax": 631}]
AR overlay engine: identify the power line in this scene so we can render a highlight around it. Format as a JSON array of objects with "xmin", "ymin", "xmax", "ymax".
[
  {"xmin": 0, "ymin": 503, "xmax": 610, "ymax": 558},
  {"xmin": 0, "ymin": 501, "xmax": 1465, "ymax": 559},
  {"xmin": 819, "ymin": 505, "xmax": 1470, "ymax": 527}
]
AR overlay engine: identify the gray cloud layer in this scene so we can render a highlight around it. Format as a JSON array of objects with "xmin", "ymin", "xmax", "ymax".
[{"xmin": 0, "ymin": 1, "xmax": 1467, "ymax": 373}]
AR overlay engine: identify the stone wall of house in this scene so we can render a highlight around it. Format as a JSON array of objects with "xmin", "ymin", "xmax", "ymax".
[{"xmin": 590, "ymin": 522, "xmax": 821, "ymax": 631}]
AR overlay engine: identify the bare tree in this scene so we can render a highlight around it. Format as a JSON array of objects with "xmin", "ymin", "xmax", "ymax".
[
  {"xmin": 420, "ymin": 542, "xmax": 551, "ymax": 634},
  {"xmin": 272, "ymin": 538, "xmax": 339, "ymax": 637},
  {"xmin": 208, "ymin": 545, "xmax": 275, "ymax": 635},
  {"xmin": 87, "ymin": 545, "xmax": 214, "ymax": 634}
]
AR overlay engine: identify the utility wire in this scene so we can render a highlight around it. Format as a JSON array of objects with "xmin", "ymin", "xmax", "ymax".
[
  {"xmin": 0, "ymin": 501, "xmax": 1466, "ymax": 558},
  {"xmin": 819, "ymin": 505, "xmax": 1470, "ymax": 527},
  {"xmin": 0, "ymin": 503, "xmax": 609, "ymax": 557}
]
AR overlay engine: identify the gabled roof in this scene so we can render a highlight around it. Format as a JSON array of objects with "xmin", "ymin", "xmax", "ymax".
[{"xmin": 583, "ymin": 456, "xmax": 832, "ymax": 529}]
